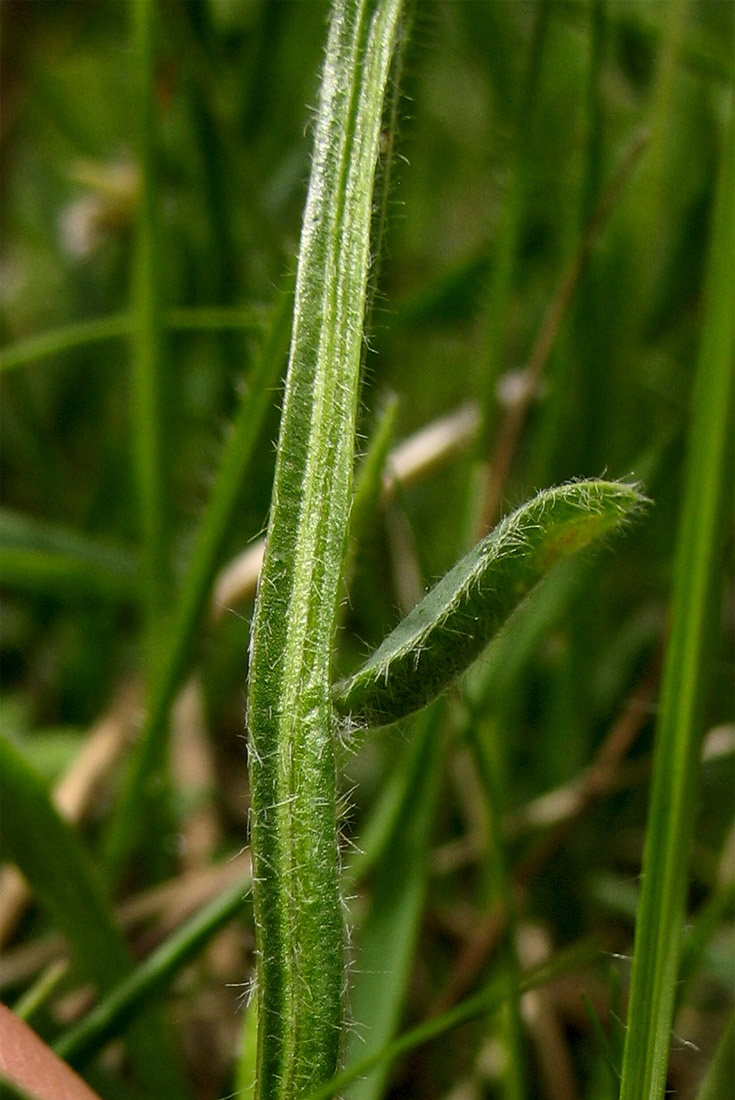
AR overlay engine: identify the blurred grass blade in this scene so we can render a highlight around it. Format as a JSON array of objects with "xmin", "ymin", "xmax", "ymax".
[
  {"xmin": 693, "ymin": 1015, "xmax": 735, "ymax": 1100},
  {"xmin": 304, "ymin": 939, "xmax": 601, "ymax": 1100},
  {"xmin": 334, "ymin": 480, "xmax": 647, "ymax": 728},
  {"xmin": 344, "ymin": 703, "xmax": 445, "ymax": 1100},
  {"xmin": 55, "ymin": 873, "xmax": 251, "ymax": 1068},
  {"xmin": 105, "ymin": 288, "xmax": 291, "ymax": 880},
  {"xmin": 618, "ymin": 111, "xmax": 733, "ymax": 1100},
  {"xmin": 0, "ymin": 737, "xmax": 191, "ymax": 1100},
  {"xmin": 130, "ymin": 0, "xmax": 170, "ymax": 660},
  {"xmin": 465, "ymin": 716, "xmax": 525, "ymax": 1100},
  {"xmin": 478, "ymin": 0, "xmax": 549, "ymax": 450},
  {"xmin": 0, "ymin": 316, "xmax": 129, "ymax": 373},
  {"xmin": 677, "ymin": 880, "xmax": 735, "ymax": 998},
  {"xmin": 0, "ymin": 509, "xmax": 137, "ymax": 601},
  {"xmin": 166, "ymin": 305, "xmax": 266, "ymax": 331},
  {"xmin": 0, "ymin": 308, "xmax": 266, "ymax": 374},
  {"xmin": 236, "ymin": 995, "xmax": 259, "ymax": 1100},
  {"xmin": 349, "ymin": 395, "xmax": 399, "ymax": 557}
]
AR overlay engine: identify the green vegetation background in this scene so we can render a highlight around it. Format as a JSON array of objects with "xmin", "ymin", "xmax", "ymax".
[{"xmin": 0, "ymin": 3, "xmax": 732, "ymax": 1100}]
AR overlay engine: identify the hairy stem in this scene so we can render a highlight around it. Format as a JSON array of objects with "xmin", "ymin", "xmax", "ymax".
[{"xmin": 245, "ymin": 2, "xmax": 404, "ymax": 1095}]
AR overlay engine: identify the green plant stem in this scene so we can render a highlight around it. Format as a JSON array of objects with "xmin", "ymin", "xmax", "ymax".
[
  {"xmin": 245, "ymin": 2, "xmax": 404, "ymax": 1095},
  {"xmin": 130, "ymin": 0, "xmax": 169, "ymax": 671},
  {"xmin": 618, "ymin": 109, "xmax": 733, "ymax": 1100}
]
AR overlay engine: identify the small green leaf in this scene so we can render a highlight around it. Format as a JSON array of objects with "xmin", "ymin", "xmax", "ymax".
[{"xmin": 333, "ymin": 479, "xmax": 647, "ymax": 728}]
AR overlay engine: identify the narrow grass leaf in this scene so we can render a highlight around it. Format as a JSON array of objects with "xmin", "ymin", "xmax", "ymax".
[
  {"xmin": 105, "ymin": 289, "xmax": 291, "ymax": 880},
  {"xmin": 55, "ymin": 873, "xmax": 251, "ymax": 1068},
  {"xmin": 303, "ymin": 939, "xmax": 601, "ymax": 1100},
  {"xmin": 0, "ymin": 510, "xmax": 137, "ymax": 601},
  {"xmin": 478, "ymin": 1, "xmax": 549, "ymax": 450},
  {"xmin": 693, "ymin": 1015, "xmax": 735, "ymax": 1100},
  {"xmin": 0, "ymin": 308, "xmax": 266, "ymax": 374},
  {"xmin": 349, "ymin": 394, "xmax": 399, "ymax": 558},
  {"xmin": 333, "ymin": 480, "xmax": 647, "ymax": 729},
  {"xmin": 344, "ymin": 702, "xmax": 444, "ymax": 1100},
  {"xmin": 0, "ymin": 738, "xmax": 191, "ymax": 1100},
  {"xmin": 130, "ymin": 0, "xmax": 170, "ymax": 661},
  {"xmin": 465, "ymin": 716, "xmax": 526, "ymax": 1100},
  {"xmin": 0, "ymin": 315, "xmax": 129, "ymax": 373},
  {"xmin": 618, "ymin": 112, "xmax": 733, "ymax": 1100}
]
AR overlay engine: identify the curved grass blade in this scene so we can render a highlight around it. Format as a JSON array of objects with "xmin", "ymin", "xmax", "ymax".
[
  {"xmin": 54, "ymin": 873, "xmax": 251, "ymax": 1068},
  {"xmin": 0, "ymin": 308, "xmax": 266, "ymax": 374},
  {"xmin": 0, "ymin": 315, "xmax": 129, "ymax": 373},
  {"xmin": 333, "ymin": 479, "xmax": 647, "ymax": 729},
  {"xmin": 0, "ymin": 738, "xmax": 191, "ymax": 1100}
]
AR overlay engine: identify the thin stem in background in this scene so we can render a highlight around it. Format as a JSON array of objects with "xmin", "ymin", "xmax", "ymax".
[
  {"xmin": 105, "ymin": 291, "xmax": 292, "ymax": 881},
  {"xmin": 618, "ymin": 103, "xmax": 733, "ymax": 1100},
  {"xmin": 478, "ymin": 0, "xmax": 549, "ymax": 458},
  {"xmin": 479, "ymin": 126, "xmax": 648, "ymax": 534},
  {"xmin": 130, "ymin": 0, "xmax": 170, "ymax": 659},
  {"xmin": 303, "ymin": 939, "xmax": 602, "ymax": 1100},
  {"xmin": 0, "ymin": 308, "xmax": 267, "ymax": 374}
]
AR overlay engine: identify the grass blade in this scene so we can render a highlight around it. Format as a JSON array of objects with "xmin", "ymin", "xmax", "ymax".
[
  {"xmin": 0, "ymin": 316, "xmax": 129, "ymax": 373},
  {"xmin": 55, "ymin": 873, "xmax": 251, "ymax": 1068},
  {"xmin": 0, "ymin": 509, "xmax": 137, "ymax": 601},
  {"xmin": 344, "ymin": 703, "xmax": 445, "ymax": 1100},
  {"xmin": 130, "ymin": 0, "xmax": 170, "ymax": 660},
  {"xmin": 618, "ymin": 109, "xmax": 733, "ymax": 1100},
  {"xmin": 693, "ymin": 1015, "xmax": 735, "ymax": 1100},
  {"xmin": 104, "ymin": 289, "xmax": 291, "ymax": 880},
  {"xmin": 0, "ymin": 738, "xmax": 191, "ymax": 1100},
  {"xmin": 0, "ymin": 308, "xmax": 266, "ymax": 374}
]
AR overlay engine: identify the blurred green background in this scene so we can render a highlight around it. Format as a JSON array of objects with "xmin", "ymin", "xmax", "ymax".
[{"xmin": 1, "ymin": 2, "xmax": 732, "ymax": 1099}]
